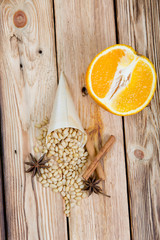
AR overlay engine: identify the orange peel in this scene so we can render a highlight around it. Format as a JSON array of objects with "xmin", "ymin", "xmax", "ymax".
[{"xmin": 86, "ymin": 44, "xmax": 157, "ymax": 116}]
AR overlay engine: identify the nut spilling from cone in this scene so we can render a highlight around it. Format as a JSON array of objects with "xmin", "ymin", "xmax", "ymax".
[
  {"xmin": 33, "ymin": 73, "xmax": 88, "ymax": 216},
  {"xmin": 34, "ymin": 123, "xmax": 89, "ymax": 216}
]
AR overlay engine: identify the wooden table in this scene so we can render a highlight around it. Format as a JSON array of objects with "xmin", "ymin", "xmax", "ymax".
[{"xmin": 0, "ymin": 1, "xmax": 159, "ymax": 239}]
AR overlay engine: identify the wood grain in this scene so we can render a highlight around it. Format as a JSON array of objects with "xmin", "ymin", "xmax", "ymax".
[
  {"xmin": 0, "ymin": 156, "xmax": 5, "ymax": 240},
  {"xmin": 116, "ymin": 0, "xmax": 160, "ymax": 239},
  {"xmin": 54, "ymin": 0, "xmax": 130, "ymax": 239},
  {"xmin": 0, "ymin": 0, "xmax": 67, "ymax": 239}
]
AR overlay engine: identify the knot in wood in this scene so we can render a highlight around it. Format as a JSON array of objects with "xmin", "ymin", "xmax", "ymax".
[
  {"xmin": 82, "ymin": 86, "xmax": 88, "ymax": 96},
  {"xmin": 134, "ymin": 149, "xmax": 144, "ymax": 160},
  {"xmin": 13, "ymin": 11, "xmax": 27, "ymax": 28}
]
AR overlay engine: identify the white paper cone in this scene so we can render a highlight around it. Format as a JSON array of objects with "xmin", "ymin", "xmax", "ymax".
[{"xmin": 47, "ymin": 72, "xmax": 87, "ymax": 146}]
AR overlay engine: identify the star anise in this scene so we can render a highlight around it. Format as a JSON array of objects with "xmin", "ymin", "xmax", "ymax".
[
  {"xmin": 25, "ymin": 153, "xmax": 50, "ymax": 177},
  {"xmin": 83, "ymin": 175, "xmax": 110, "ymax": 197}
]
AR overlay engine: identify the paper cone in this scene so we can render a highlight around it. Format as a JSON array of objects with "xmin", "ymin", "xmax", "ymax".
[{"xmin": 47, "ymin": 72, "xmax": 87, "ymax": 146}]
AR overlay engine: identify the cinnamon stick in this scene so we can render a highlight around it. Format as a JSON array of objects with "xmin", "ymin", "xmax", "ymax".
[
  {"xmin": 86, "ymin": 134, "xmax": 105, "ymax": 180},
  {"xmin": 83, "ymin": 135, "xmax": 115, "ymax": 180}
]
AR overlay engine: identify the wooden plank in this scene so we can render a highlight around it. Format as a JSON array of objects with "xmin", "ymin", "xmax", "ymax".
[
  {"xmin": 0, "ymin": 1, "xmax": 67, "ymax": 239},
  {"xmin": 116, "ymin": 0, "xmax": 160, "ymax": 239},
  {"xmin": 54, "ymin": 0, "xmax": 130, "ymax": 239},
  {"xmin": 0, "ymin": 155, "xmax": 5, "ymax": 240}
]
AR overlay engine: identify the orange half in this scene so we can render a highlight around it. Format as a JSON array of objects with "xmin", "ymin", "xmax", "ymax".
[{"xmin": 86, "ymin": 44, "xmax": 157, "ymax": 116}]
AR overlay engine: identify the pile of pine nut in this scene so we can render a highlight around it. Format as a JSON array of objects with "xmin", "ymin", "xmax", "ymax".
[{"xmin": 34, "ymin": 118, "xmax": 88, "ymax": 216}]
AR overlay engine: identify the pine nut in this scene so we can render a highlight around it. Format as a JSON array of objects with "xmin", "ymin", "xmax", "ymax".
[
  {"xmin": 76, "ymin": 178, "xmax": 81, "ymax": 183},
  {"xmin": 71, "ymin": 195, "xmax": 75, "ymax": 199},
  {"xmin": 38, "ymin": 177, "xmax": 43, "ymax": 182},
  {"xmin": 78, "ymin": 136, "xmax": 82, "ymax": 141},
  {"xmin": 76, "ymin": 192, "xmax": 82, "ymax": 196},
  {"xmin": 57, "ymin": 182, "xmax": 62, "ymax": 187},
  {"xmin": 47, "ymin": 173, "xmax": 52, "ymax": 178},
  {"xmin": 65, "ymin": 200, "xmax": 69, "ymax": 204},
  {"xmin": 67, "ymin": 172, "xmax": 72, "ymax": 177},
  {"xmin": 67, "ymin": 194, "xmax": 70, "ymax": 199},
  {"xmin": 43, "ymin": 183, "xmax": 49, "ymax": 187},
  {"xmin": 54, "ymin": 171, "xmax": 58, "ymax": 177},
  {"xmin": 65, "ymin": 137, "xmax": 71, "ymax": 142},
  {"xmin": 70, "ymin": 179, "xmax": 74, "ymax": 185},
  {"xmin": 77, "ymin": 159, "xmax": 81, "ymax": 164},
  {"xmin": 64, "ymin": 170, "xmax": 68, "ymax": 175},
  {"xmin": 51, "ymin": 177, "xmax": 57, "ymax": 182},
  {"xmin": 42, "ymin": 127, "xmax": 48, "ymax": 132},
  {"xmin": 70, "ymin": 191, "xmax": 75, "ymax": 196},
  {"xmin": 58, "ymin": 186, "xmax": 63, "ymax": 192},
  {"xmin": 70, "ymin": 128, "xmax": 73, "ymax": 134},
  {"xmin": 61, "ymin": 191, "xmax": 66, "ymax": 197},
  {"xmin": 41, "ymin": 180, "xmax": 47, "ymax": 184},
  {"xmin": 52, "ymin": 132, "xmax": 58, "ymax": 138},
  {"xmin": 82, "ymin": 192, "xmax": 88, "ymax": 198},
  {"xmin": 78, "ymin": 148, "xmax": 84, "ymax": 152},
  {"xmin": 59, "ymin": 150, "xmax": 63, "ymax": 156},
  {"xmin": 43, "ymin": 132, "xmax": 47, "ymax": 137},
  {"xmin": 63, "ymin": 129, "xmax": 69, "ymax": 135},
  {"xmin": 53, "ymin": 188, "xmax": 58, "ymax": 192},
  {"xmin": 84, "ymin": 152, "xmax": 88, "ymax": 156},
  {"xmin": 47, "ymin": 143, "xmax": 51, "ymax": 148},
  {"xmin": 35, "ymin": 123, "xmax": 42, "ymax": 128},
  {"xmin": 75, "ymin": 189, "xmax": 81, "ymax": 192},
  {"xmin": 42, "ymin": 174, "xmax": 47, "ymax": 180},
  {"xmin": 62, "ymin": 179, "xmax": 66, "ymax": 185},
  {"xmin": 59, "ymin": 144, "xmax": 64, "ymax": 150},
  {"xmin": 59, "ymin": 133, "xmax": 63, "ymax": 139},
  {"xmin": 47, "ymin": 179, "xmax": 52, "ymax": 184},
  {"xmin": 65, "ymin": 210, "xmax": 70, "ymax": 215},
  {"xmin": 57, "ymin": 128, "xmax": 62, "ymax": 133},
  {"xmin": 75, "ymin": 197, "xmax": 81, "ymax": 200},
  {"xmin": 52, "ymin": 165, "xmax": 58, "ymax": 170},
  {"xmin": 50, "ymin": 184, "xmax": 57, "ymax": 188},
  {"xmin": 42, "ymin": 119, "xmax": 48, "ymax": 125},
  {"xmin": 37, "ymin": 135, "xmax": 43, "ymax": 140},
  {"xmin": 34, "ymin": 146, "xmax": 39, "ymax": 153},
  {"xmin": 66, "ymin": 186, "xmax": 69, "ymax": 192},
  {"xmin": 72, "ymin": 131, "xmax": 76, "ymax": 137}
]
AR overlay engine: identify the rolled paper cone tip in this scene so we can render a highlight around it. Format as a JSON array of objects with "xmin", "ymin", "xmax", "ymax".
[{"xmin": 47, "ymin": 72, "xmax": 87, "ymax": 146}]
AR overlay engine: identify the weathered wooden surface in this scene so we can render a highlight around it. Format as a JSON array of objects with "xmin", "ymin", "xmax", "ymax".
[
  {"xmin": 116, "ymin": 0, "xmax": 160, "ymax": 239},
  {"xmin": 0, "ymin": 0, "xmax": 67, "ymax": 240},
  {"xmin": 0, "ymin": 156, "xmax": 5, "ymax": 240},
  {"xmin": 54, "ymin": 0, "xmax": 130, "ymax": 239},
  {"xmin": 0, "ymin": 0, "xmax": 160, "ymax": 239}
]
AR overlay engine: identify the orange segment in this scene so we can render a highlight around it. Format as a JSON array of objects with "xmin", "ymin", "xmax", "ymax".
[
  {"xmin": 86, "ymin": 44, "xmax": 157, "ymax": 116},
  {"xmin": 111, "ymin": 59, "xmax": 154, "ymax": 113},
  {"xmin": 91, "ymin": 49, "xmax": 125, "ymax": 98}
]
